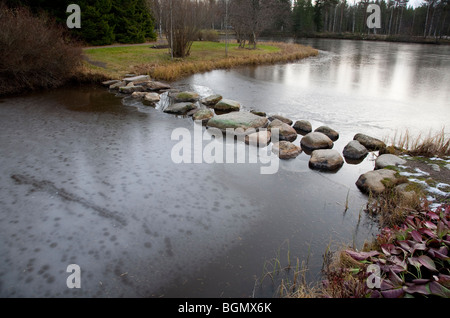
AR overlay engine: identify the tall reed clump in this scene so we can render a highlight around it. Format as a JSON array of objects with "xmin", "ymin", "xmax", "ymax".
[
  {"xmin": 133, "ymin": 42, "xmax": 318, "ymax": 82},
  {"xmin": 384, "ymin": 128, "xmax": 450, "ymax": 157},
  {"xmin": 0, "ymin": 5, "xmax": 83, "ymax": 96},
  {"xmin": 255, "ymin": 240, "xmax": 320, "ymax": 298}
]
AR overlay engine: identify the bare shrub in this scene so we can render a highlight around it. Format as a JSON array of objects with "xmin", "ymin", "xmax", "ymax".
[
  {"xmin": 0, "ymin": 5, "xmax": 82, "ymax": 96},
  {"xmin": 198, "ymin": 29, "xmax": 219, "ymax": 42}
]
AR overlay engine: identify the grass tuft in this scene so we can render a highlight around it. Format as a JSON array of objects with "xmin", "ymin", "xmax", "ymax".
[{"xmin": 383, "ymin": 128, "xmax": 450, "ymax": 157}]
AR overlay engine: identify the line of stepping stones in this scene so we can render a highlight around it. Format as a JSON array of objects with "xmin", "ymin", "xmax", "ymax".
[{"xmin": 102, "ymin": 75, "xmax": 414, "ymax": 197}]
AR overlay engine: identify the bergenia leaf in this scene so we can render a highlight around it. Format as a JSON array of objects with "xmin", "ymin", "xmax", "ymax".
[
  {"xmin": 381, "ymin": 244, "xmax": 392, "ymax": 256},
  {"xmin": 390, "ymin": 264, "xmax": 407, "ymax": 273},
  {"xmin": 424, "ymin": 221, "xmax": 437, "ymax": 230},
  {"xmin": 410, "ymin": 230, "xmax": 423, "ymax": 242},
  {"xmin": 429, "ymin": 281, "xmax": 450, "ymax": 298},
  {"xmin": 397, "ymin": 240, "xmax": 411, "ymax": 252},
  {"xmin": 437, "ymin": 274, "xmax": 450, "ymax": 288},
  {"xmin": 380, "ymin": 279, "xmax": 394, "ymax": 291},
  {"xmin": 388, "ymin": 270, "xmax": 404, "ymax": 286},
  {"xmin": 345, "ymin": 250, "xmax": 379, "ymax": 261},
  {"xmin": 430, "ymin": 249, "xmax": 450, "ymax": 261},
  {"xmin": 438, "ymin": 246, "xmax": 448, "ymax": 256},
  {"xmin": 411, "ymin": 243, "xmax": 427, "ymax": 255},
  {"xmin": 381, "ymin": 288, "xmax": 405, "ymax": 298},
  {"xmin": 412, "ymin": 278, "xmax": 431, "ymax": 284},
  {"xmin": 437, "ymin": 221, "xmax": 448, "ymax": 238},
  {"xmin": 408, "ymin": 257, "xmax": 421, "ymax": 267},
  {"xmin": 404, "ymin": 283, "xmax": 430, "ymax": 295},
  {"xmin": 426, "ymin": 238, "xmax": 441, "ymax": 248},
  {"xmin": 381, "ymin": 244, "xmax": 402, "ymax": 256},
  {"xmin": 418, "ymin": 255, "xmax": 438, "ymax": 272},
  {"xmin": 427, "ymin": 211, "xmax": 440, "ymax": 220},
  {"xmin": 370, "ymin": 290, "xmax": 381, "ymax": 298},
  {"xmin": 419, "ymin": 228, "xmax": 436, "ymax": 238}
]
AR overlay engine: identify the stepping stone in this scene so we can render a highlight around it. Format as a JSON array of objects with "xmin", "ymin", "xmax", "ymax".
[
  {"xmin": 201, "ymin": 94, "xmax": 223, "ymax": 106},
  {"xmin": 314, "ymin": 126, "xmax": 339, "ymax": 141},
  {"xmin": 293, "ymin": 120, "xmax": 312, "ymax": 135},
  {"xmin": 356, "ymin": 169, "xmax": 400, "ymax": 194},
  {"xmin": 206, "ymin": 111, "xmax": 268, "ymax": 133},
  {"xmin": 343, "ymin": 140, "xmax": 368, "ymax": 160},
  {"xmin": 354, "ymin": 133, "xmax": 386, "ymax": 151},
  {"xmin": 268, "ymin": 115, "xmax": 293, "ymax": 125},
  {"xmin": 309, "ymin": 149, "xmax": 344, "ymax": 171},
  {"xmin": 272, "ymin": 141, "xmax": 302, "ymax": 159},
  {"xmin": 268, "ymin": 119, "xmax": 297, "ymax": 142},
  {"xmin": 164, "ymin": 102, "xmax": 197, "ymax": 115},
  {"xmin": 245, "ymin": 130, "xmax": 271, "ymax": 147},
  {"xmin": 375, "ymin": 154, "xmax": 407, "ymax": 170},
  {"xmin": 300, "ymin": 132, "xmax": 333, "ymax": 151}
]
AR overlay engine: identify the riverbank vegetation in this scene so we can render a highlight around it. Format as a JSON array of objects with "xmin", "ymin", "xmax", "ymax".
[
  {"xmin": 0, "ymin": 5, "xmax": 83, "ymax": 96},
  {"xmin": 268, "ymin": 197, "xmax": 450, "ymax": 298},
  {"xmin": 83, "ymin": 41, "xmax": 318, "ymax": 82},
  {"xmin": 3, "ymin": 0, "xmax": 156, "ymax": 45},
  {"xmin": 383, "ymin": 128, "xmax": 450, "ymax": 157},
  {"xmin": 270, "ymin": 129, "xmax": 450, "ymax": 298}
]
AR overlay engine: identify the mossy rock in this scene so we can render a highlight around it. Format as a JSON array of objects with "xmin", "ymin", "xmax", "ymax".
[{"xmin": 174, "ymin": 91, "xmax": 200, "ymax": 102}]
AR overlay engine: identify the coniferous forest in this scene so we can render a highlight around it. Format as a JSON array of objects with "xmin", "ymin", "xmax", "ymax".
[{"xmin": 3, "ymin": 0, "xmax": 157, "ymax": 45}]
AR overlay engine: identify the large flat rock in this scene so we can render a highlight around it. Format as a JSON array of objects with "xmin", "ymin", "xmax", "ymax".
[
  {"xmin": 212, "ymin": 99, "xmax": 241, "ymax": 113},
  {"xmin": 300, "ymin": 132, "xmax": 333, "ymax": 151},
  {"xmin": 272, "ymin": 141, "xmax": 302, "ymax": 159},
  {"xmin": 375, "ymin": 154, "xmax": 407, "ymax": 170},
  {"xmin": 123, "ymin": 75, "xmax": 150, "ymax": 83},
  {"xmin": 268, "ymin": 119, "xmax": 297, "ymax": 142},
  {"xmin": 164, "ymin": 102, "xmax": 197, "ymax": 115},
  {"xmin": 309, "ymin": 149, "xmax": 344, "ymax": 171},
  {"xmin": 206, "ymin": 112, "xmax": 268, "ymax": 133},
  {"xmin": 354, "ymin": 133, "xmax": 386, "ymax": 151},
  {"xmin": 356, "ymin": 169, "xmax": 399, "ymax": 194}
]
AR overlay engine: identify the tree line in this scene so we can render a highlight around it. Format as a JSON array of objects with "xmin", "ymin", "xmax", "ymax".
[
  {"xmin": 291, "ymin": 0, "xmax": 449, "ymax": 38},
  {"xmin": 2, "ymin": 0, "xmax": 157, "ymax": 45},
  {"xmin": 150, "ymin": 0, "xmax": 449, "ymax": 58},
  {"xmin": 3, "ymin": 0, "xmax": 448, "ymax": 56}
]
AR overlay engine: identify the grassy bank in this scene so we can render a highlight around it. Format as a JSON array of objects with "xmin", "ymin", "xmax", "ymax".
[
  {"xmin": 81, "ymin": 40, "xmax": 318, "ymax": 82},
  {"xmin": 272, "ymin": 129, "xmax": 450, "ymax": 298}
]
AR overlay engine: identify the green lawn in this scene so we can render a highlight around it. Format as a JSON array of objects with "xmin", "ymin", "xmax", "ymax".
[
  {"xmin": 83, "ymin": 41, "xmax": 280, "ymax": 78},
  {"xmin": 82, "ymin": 40, "xmax": 317, "ymax": 81}
]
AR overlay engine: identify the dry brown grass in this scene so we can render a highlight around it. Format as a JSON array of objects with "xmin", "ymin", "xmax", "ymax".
[
  {"xmin": 384, "ymin": 128, "xmax": 450, "ymax": 157},
  {"xmin": 319, "ymin": 248, "xmax": 369, "ymax": 298},
  {"xmin": 133, "ymin": 41, "xmax": 318, "ymax": 82},
  {"xmin": 365, "ymin": 179, "xmax": 424, "ymax": 228},
  {"xmin": 275, "ymin": 258, "xmax": 321, "ymax": 298}
]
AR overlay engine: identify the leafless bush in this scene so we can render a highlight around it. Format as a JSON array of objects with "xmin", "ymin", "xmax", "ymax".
[
  {"xmin": 154, "ymin": 0, "xmax": 206, "ymax": 58},
  {"xmin": 0, "ymin": 5, "xmax": 82, "ymax": 96},
  {"xmin": 198, "ymin": 29, "xmax": 219, "ymax": 42}
]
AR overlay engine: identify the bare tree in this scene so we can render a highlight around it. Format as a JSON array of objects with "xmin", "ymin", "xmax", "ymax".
[
  {"xmin": 229, "ymin": 0, "xmax": 274, "ymax": 49},
  {"xmin": 152, "ymin": 0, "xmax": 206, "ymax": 58}
]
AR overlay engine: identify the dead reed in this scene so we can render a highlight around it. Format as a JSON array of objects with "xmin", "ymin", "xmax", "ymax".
[
  {"xmin": 384, "ymin": 128, "xmax": 450, "ymax": 157},
  {"xmin": 133, "ymin": 42, "xmax": 318, "ymax": 82}
]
